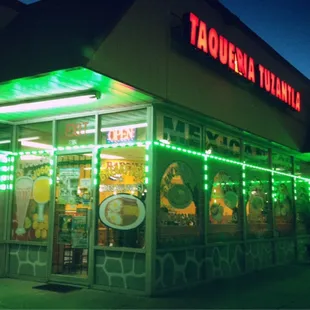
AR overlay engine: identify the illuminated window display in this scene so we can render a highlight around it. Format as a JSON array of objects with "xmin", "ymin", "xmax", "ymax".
[
  {"xmin": 18, "ymin": 122, "xmax": 53, "ymax": 151},
  {"xmin": 207, "ymin": 159, "xmax": 242, "ymax": 241},
  {"xmin": 244, "ymin": 143, "xmax": 272, "ymax": 238},
  {"xmin": 11, "ymin": 153, "xmax": 52, "ymax": 242},
  {"xmin": 52, "ymin": 153, "xmax": 92, "ymax": 276},
  {"xmin": 272, "ymin": 153, "xmax": 293, "ymax": 236},
  {"xmin": 97, "ymin": 146, "xmax": 147, "ymax": 248},
  {"xmin": 294, "ymin": 160, "xmax": 310, "ymax": 234},
  {"xmin": 156, "ymin": 144, "xmax": 204, "ymax": 248}
]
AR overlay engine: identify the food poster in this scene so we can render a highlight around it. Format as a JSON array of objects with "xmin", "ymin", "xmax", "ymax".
[
  {"xmin": 208, "ymin": 161, "xmax": 240, "ymax": 225},
  {"xmin": 58, "ymin": 214, "xmax": 72, "ymax": 244},
  {"xmin": 58, "ymin": 168, "xmax": 81, "ymax": 205},
  {"xmin": 71, "ymin": 215, "xmax": 88, "ymax": 248},
  {"xmin": 295, "ymin": 181, "xmax": 310, "ymax": 229},
  {"xmin": 245, "ymin": 171, "xmax": 269, "ymax": 223},
  {"xmin": 98, "ymin": 159, "xmax": 146, "ymax": 231},
  {"xmin": 273, "ymin": 177, "xmax": 293, "ymax": 224},
  {"xmin": 156, "ymin": 147, "xmax": 204, "ymax": 228},
  {"xmin": 12, "ymin": 155, "xmax": 51, "ymax": 241}
]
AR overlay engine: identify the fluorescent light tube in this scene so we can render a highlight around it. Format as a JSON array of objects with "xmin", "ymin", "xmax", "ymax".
[
  {"xmin": 21, "ymin": 141, "xmax": 53, "ymax": 150},
  {"xmin": 0, "ymin": 94, "xmax": 100, "ymax": 114}
]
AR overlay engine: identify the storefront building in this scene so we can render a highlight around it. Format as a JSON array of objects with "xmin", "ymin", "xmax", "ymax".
[{"xmin": 0, "ymin": 0, "xmax": 310, "ymax": 296}]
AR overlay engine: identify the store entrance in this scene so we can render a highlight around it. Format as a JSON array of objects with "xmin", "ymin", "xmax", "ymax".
[{"xmin": 50, "ymin": 152, "xmax": 93, "ymax": 283}]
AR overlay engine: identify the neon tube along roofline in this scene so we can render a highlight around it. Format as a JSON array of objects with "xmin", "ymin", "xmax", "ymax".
[{"xmin": 0, "ymin": 93, "xmax": 101, "ymax": 114}]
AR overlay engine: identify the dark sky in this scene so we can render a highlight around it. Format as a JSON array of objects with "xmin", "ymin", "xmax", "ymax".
[{"xmin": 220, "ymin": 0, "xmax": 310, "ymax": 79}]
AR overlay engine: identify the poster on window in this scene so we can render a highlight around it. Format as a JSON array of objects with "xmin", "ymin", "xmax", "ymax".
[
  {"xmin": 155, "ymin": 145, "xmax": 204, "ymax": 247},
  {"xmin": 58, "ymin": 214, "xmax": 72, "ymax": 244},
  {"xmin": 12, "ymin": 154, "xmax": 51, "ymax": 242},
  {"xmin": 71, "ymin": 215, "xmax": 88, "ymax": 248},
  {"xmin": 58, "ymin": 168, "xmax": 80, "ymax": 205}
]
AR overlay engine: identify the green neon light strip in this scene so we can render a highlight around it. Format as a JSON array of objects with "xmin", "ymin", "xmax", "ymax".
[{"xmin": 153, "ymin": 141, "xmax": 310, "ymax": 182}]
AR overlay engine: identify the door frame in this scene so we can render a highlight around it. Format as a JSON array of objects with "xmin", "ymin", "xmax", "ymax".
[{"xmin": 47, "ymin": 147, "xmax": 98, "ymax": 287}]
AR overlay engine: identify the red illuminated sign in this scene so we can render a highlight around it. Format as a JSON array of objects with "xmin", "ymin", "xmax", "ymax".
[
  {"xmin": 107, "ymin": 128, "xmax": 136, "ymax": 143},
  {"xmin": 187, "ymin": 12, "xmax": 301, "ymax": 112}
]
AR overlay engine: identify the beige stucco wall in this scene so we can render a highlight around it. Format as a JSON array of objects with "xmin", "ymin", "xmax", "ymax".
[{"xmin": 88, "ymin": 0, "xmax": 309, "ymax": 151}]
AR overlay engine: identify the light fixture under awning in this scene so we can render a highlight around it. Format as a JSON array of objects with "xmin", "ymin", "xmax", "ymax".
[{"xmin": 0, "ymin": 93, "xmax": 100, "ymax": 114}]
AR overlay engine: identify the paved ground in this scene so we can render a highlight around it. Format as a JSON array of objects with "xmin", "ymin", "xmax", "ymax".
[{"xmin": 0, "ymin": 264, "xmax": 310, "ymax": 309}]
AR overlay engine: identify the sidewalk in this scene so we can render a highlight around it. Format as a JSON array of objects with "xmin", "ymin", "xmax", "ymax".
[{"xmin": 0, "ymin": 264, "xmax": 309, "ymax": 309}]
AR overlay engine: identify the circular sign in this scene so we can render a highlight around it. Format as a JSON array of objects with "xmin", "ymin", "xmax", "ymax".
[
  {"xmin": 167, "ymin": 184, "xmax": 193, "ymax": 209},
  {"xmin": 99, "ymin": 194, "xmax": 146, "ymax": 230}
]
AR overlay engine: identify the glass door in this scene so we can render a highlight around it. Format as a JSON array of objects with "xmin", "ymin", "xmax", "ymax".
[{"xmin": 51, "ymin": 152, "xmax": 93, "ymax": 280}]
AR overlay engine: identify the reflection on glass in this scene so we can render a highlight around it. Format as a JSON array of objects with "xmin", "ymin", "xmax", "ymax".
[
  {"xmin": 97, "ymin": 146, "xmax": 146, "ymax": 248},
  {"xmin": 18, "ymin": 122, "xmax": 52, "ymax": 151},
  {"xmin": 12, "ymin": 154, "xmax": 51, "ymax": 241},
  {"xmin": 57, "ymin": 116, "xmax": 95, "ymax": 147},
  {"xmin": 0, "ymin": 124, "xmax": 12, "ymax": 151}
]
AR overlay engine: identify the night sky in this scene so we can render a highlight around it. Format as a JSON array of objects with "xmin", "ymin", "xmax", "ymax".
[{"xmin": 220, "ymin": 0, "xmax": 310, "ymax": 79}]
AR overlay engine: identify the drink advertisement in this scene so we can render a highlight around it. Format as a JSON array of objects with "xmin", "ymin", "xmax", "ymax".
[
  {"xmin": 12, "ymin": 154, "xmax": 51, "ymax": 241},
  {"xmin": 58, "ymin": 214, "xmax": 72, "ymax": 244}
]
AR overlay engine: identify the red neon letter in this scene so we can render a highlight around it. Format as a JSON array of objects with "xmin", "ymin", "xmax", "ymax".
[
  {"xmin": 270, "ymin": 72, "xmax": 276, "ymax": 96},
  {"xmin": 295, "ymin": 92, "xmax": 301, "ymax": 111},
  {"xmin": 228, "ymin": 42, "xmax": 235, "ymax": 71},
  {"xmin": 189, "ymin": 13, "xmax": 199, "ymax": 46},
  {"xmin": 281, "ymin": 81, "xmax": 287, "ymax": 103},
  {"xmin": 276, "ymin": 78, "xmax": 282, "ymax": 99},
  {"xmin": 247, "ymin": 58, "xmax": 255, "ymax": 83},
  {"xmin": 208, "ymin": 28, "xmax": 219, "ymax": 59},
  {"xmin": 258, "ymin": 64, "xmax": 264, "ymax": 88},
  {"xmin": 197, "ymin": 20, "xmax": 208, "ymax": 53},
  {"xmin": 291, "ymin": 88, "xmax": 296, "ymax": 109},
  {"xmin": 287, "ymin": 85, "xmax": 292, "ymax": 105},
  {"xmin": 242, "ymin": 52, "xmax": 248, "ymax": 78},
  {"xmin": 264, "ymin": 68, "xmax": 271, "ymax": 92},
  {"xmin": 219, "ymin": 36, "xmax": 228, "ymax": 65},
  {"xmin": 235, "ymin": 48, "xmax": 244, "ymax": 75}
]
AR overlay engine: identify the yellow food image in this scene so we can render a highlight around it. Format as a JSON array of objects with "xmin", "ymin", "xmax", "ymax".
[
  {"xmin": 35, "ymin": 229, "xmax": 41, "ymax": 239},
  {"xmin": 32, "ymin": 212, "xmax": 49, "ymax": 239},
  {"xmin": 107, "ymin": 211, "xmax": 123, "ymax": 225},
  {"xmin": 123, "ymin": 206, "xmax": 139, "ymax": 217},
  {"xmin": 107, "ymin": 199, "xmax": 123, "ymax": 212},
  {"xmin": 41, "ymin": 229, "xmax": 47, "ymax": 239},
  {"xmin": 24, "ymin": 217, "xmax": 31, "ymax": 229},
  {"xmin": 32, "ymin": 221, "xmax": 38, "ymax": 230},
  {"xmin": 33, "ymin": 178, "xmax": 50, "ymax": 203}
]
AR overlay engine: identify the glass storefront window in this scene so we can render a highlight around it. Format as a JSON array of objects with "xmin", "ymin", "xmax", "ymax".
[
  {"xmin": 272, "ymin": 153, "xmax": 293, "ymax": 236},
  {"xmin": 156, "ymin": 146, "xmax": 204, "ymax": 248},
  {"xmin": 11, "ymin": 153, "xmax": 52, "ymax": 242},
  {"xmin": 57, "ymin": 116, "xmax": 95, "ymax": 147},
  {"xmin": 100, "ymin": 110, "xmax": 147, "ymax": 144},
  {"xmin": 18, "ymin": 122, "xmax": 53, "ymax": 151},
  {"xmin": 52, "ymin": 153, "xmax": 92, "ymax": 276},
  {"xmin": 157, "ymin": 113, "xmax": 202, "ymax": 150},
  {"xmin": 207, "ymin": 159, "xmax": 242, "ymax": 242},
  {"xmin": 244, "ymin": 143, "xmax": 272, "ymax": 238},
  {"xmin": 205, "ymin": 128, "xmax": 241, "ymax": 160},
  {"xmin": 97, "ymin": 146, "xmax": 147, "ymax": 248},
  {"xmin": 295, "ymin": 160, "xmax": 310, "ymax": 234},
  {"xmin": 0, "ymin": 124, "xmax": 12, "ymax": 151}
]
